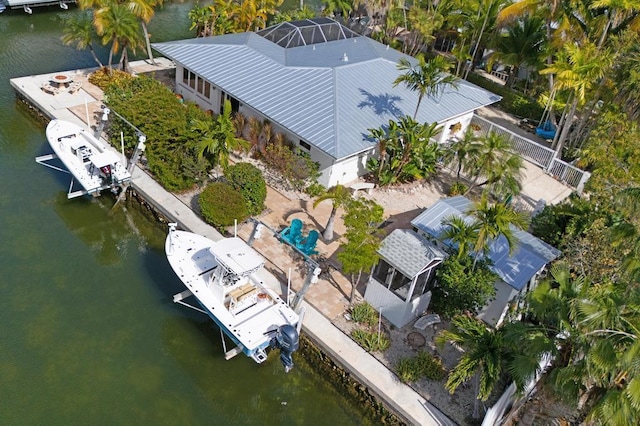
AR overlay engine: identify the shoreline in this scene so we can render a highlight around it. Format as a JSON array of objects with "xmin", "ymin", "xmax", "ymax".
[{"xmin": 11, "ymin": 61, "xmax": 454, "ymax": 426}]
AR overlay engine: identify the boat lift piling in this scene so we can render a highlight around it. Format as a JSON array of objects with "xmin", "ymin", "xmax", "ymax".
[{"xmin": 246, "ymin": 218, "xmax": 321, "ymax": 314}]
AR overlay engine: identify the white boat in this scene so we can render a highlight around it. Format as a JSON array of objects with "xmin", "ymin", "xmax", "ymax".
[
  {"xmin": 39, "ymin": 119, "xmax": 131, "ymax": 198},
  {"xmin": 165, "ymin": 224, "xmax": 302, "ymax": 371}
]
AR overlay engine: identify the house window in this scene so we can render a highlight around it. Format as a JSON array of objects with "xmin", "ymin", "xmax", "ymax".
[
  {"xmin": 299, "ymin": 140, "xmax": 311, "ymax": 151},
  {"xmin": 373, "ymin": 260, "xmax": 392, "ymax": 285},
  {"xmin": 182, "ymin": 68, "xmax": 189, "ymax": 85},
  {"xmin": 197, "ymin": 77, "xmax": 204, "ymax": 94},
  {"xmin": 390, "ymin": 272, "xmax": 412, "ymax": 301},
  {"xmin": 203, "ymin": 81, "xmax": 211, "ymax": 98},
  {"xmin": 189, "ymin": 73, "xmax": 196, "ymax": 89}
]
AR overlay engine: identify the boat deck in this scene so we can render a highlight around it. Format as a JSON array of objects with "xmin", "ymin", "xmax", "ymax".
[
  {"xmin": 46, "ymin": 120, "xmax": 131, "ymax": 195},
  {"xmin": 166, "ymin": 230, "xmax": 299, "ymax": 352}
]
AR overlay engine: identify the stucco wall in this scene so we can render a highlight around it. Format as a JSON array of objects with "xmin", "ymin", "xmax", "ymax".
[{"xmin": 438, "ymin": 111, "xmax": 475, "ymax": 144}]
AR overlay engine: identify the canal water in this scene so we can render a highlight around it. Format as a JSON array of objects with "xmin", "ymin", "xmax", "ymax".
[{"xmin": 0, "ymin": 2, "xmax": 370, "ymax": 425}]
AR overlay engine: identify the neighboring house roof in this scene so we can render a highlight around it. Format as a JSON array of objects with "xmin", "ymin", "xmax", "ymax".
[
  {"xmin": 410, "ymin": 196, "xmax": 561, "ymax": 291},
  {"xmin": 152, "ymin": 19, "xmax": 500, "ymax": 161},
  {"xmin": 378, "ymin": 229, "xmax": 448, "ymax": 278}
]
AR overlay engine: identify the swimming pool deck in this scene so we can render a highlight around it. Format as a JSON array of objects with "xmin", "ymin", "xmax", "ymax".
[{"xmin": 11, "ymin": 59, "xmax": 458, "ymax": 425}]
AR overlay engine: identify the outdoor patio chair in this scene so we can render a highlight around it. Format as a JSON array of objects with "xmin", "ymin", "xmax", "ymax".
[
  {"xmin": 414, "ymin": 314, "xmax": 441, "ymax": 331},
  {"xmin": 280, "ymin": 218, "xmax": 303, "ymax": 246},
  {"xmin": 68, "ymin": 81, "xmax": 82, "ymax": 94},
  {"xmin": 297, "ymin": 229, "xmax": 319, "ymax": 256},
  {"xmin": 41, "ymin": 84, "xmax": 59, "ymax": 95}
]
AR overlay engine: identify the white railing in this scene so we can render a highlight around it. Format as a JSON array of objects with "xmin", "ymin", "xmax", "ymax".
[
  {"xmin": 490, "ymin": 70, "xmax": 509, "ymax": 82},
  {"xmin": 470, "ymin": 115, "xmax": 591, "ymax": 193}
]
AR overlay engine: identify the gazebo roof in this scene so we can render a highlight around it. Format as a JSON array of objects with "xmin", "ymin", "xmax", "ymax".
[{"xmin": 378, "ymin": 229, "xmax": 447, "ymax": 278}]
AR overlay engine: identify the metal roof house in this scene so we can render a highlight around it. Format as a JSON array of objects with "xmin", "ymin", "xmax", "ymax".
[
  {"xmin": 410, "ymin": 196, "xmax": 561, "ymax": 326},
  {"xmin": 364, "ymin": 228, "xmax": 447, "ymax": 328},
  {"xmin": 152, "ymin": 18, "xmax": 500, "ymax": 187}
]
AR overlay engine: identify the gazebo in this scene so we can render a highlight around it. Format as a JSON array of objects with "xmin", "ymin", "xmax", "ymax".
[{"xmin": 364, "ymin": 229, "xmax": 447, "ymax": 328}]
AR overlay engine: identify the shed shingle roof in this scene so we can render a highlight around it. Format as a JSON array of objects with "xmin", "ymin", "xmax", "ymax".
[{"xmin": 378, "ymin": 229, "xmax": 447, "ymax": 278}]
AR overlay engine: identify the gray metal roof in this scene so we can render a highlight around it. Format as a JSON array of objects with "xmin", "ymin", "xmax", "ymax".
[
  {"xmin": 152, "ymin": 22, "xmax": 500, "ymax": 160},
  {"xmin": 378, "ymin": 229, "xmax": 447, "ymax": 278},
  {"xmin": 411, "ymin": 196, "xmax": 561, "ymax": 291}
]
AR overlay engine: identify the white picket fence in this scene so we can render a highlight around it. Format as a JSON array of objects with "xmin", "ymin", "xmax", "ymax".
[{"xmin": 470, "ymin": 115, "xmax": 591, "ymax": 194}]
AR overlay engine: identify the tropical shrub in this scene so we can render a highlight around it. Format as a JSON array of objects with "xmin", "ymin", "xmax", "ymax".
[
  {"xmin": 224, "ymin": 162, "xmax": 266, "ymax": 216},
  {"xmin": 448, "ymin": 181, "xmax": 468, "ymax": 196},
  {"xmin": 350, "ymin": 302, "xmax": 378, "ymax": 327},
  {"xmin": 395, "ymin": 351, "xmax": 447, "ymax": 383},
  {"xmin": 350, "ymin": 329, "xmax": 390, "ymax": 352},
  {"xmin": 199, "ymin": 181, "xmax": 249, "ymax": 229},
  {"xmin": 431, "ymin": 255, "xmax": 497, "ymax": 318},
  {"xmin": 88, "ymin": 67, "xmax": 134, "ymax": 90},
  {"xmin": 263, "ymin": 142, "xmax": 320, "ymax": 191},
  {"xmin": 104, "ymin": 75, "xmax": 208, "ymax": 191},
  {"xmin": 366, "ymin": 117, "xmax": 442, "ymax": 187},
  {"xmin": 305, "ymin": 182, "xmax": 325, "ymax": 197},
  {"xmin": 530, "ymin": 195, "xmax": 596, "ymax": 248}
]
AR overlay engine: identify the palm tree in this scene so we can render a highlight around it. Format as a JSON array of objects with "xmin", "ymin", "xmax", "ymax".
[
  {"xmin": 125, "ymin": 0, "xmax": 164, "ymax": 65},
  {"xmin": 468, "ymin": 194, "xmax": 529, "ymax": 264},
  {"xmin": 540, "ymin": 42, "xmax": 612, "ymax": 158},
  {"xmin": 61, "ymin": 12, "xmax": 104, "ymax": 68},
  {"xmin": 488, "ymin": 14, "xmax": 546, "ymax": 88},
  {"xmin": 466, "ymin": 131, "xmax": 523, "ymax": 196},
  {"xmin": 313, "ymin": 184, "xmax": 352, "ymax": 242},
  {"xmin": 393, "ymin": 54, "xmax": 458, "ymax": 119},
  {"xmin": 439, "ymin": 215, "xmax": 480, "ymax": 259},
  {"xmin": 94, "ymin": 2, "xmax": 142, "ymax": 71},
  {"xmin": 442, "ymin": 127, "xmax": 481, "ymax": 180},
  {"xmin": 437, "ymin": 315, "xmax": 543, "ymax": 418},
  {"xmin": 191, "ymin": 99, "xmax": 248, "ymax": 172},
  {"xmin": 525, "ymin": 263, "xmax": 640, "ymax": 424}
]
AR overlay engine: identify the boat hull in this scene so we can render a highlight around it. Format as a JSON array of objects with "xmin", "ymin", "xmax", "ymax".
[
  {"xmin": 45, "ymin": 119, "xmax": 131, "ymax": 195},
  {"xmin": 165, "ymin": 227, "xmax": 299, "ymax": 365}
]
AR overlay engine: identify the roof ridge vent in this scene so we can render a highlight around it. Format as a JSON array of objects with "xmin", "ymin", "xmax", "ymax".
[{"xmin": 342, "ymin": 52, "xmax": 348, "ymax": 62}]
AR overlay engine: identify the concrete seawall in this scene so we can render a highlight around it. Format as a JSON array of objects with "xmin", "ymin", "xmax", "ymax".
[{"xmin": 11, "ymin": 59, "xmax": 455, "ymax": 426}]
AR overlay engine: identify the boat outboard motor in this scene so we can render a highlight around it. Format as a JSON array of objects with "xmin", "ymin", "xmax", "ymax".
[{"xmin": 273, "ymin": 324, "xmax": 299, "ymax": 373}]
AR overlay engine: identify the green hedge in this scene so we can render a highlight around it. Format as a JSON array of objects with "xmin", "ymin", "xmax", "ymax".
[
  {"xmin": 199, "ymin": 181, "xmax": 249, "ymax": 230},
  {"xmin": 467, "ymin": 72, "xmax": 545, "ymax": 121},
  {"xmin": 224, "ymin": 162, "xmax": 266, "ymax": 216},
  {"xmin": 104, "ymin": 75, "xmax": 208, "ymax": 191}
]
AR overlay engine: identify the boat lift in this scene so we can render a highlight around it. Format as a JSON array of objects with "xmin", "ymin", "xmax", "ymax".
[
  {"xmin": 34, "ymin": 153, "xmax": 100, "ymax": 199},
  {"xmin": 36, "ymin": 106, "xmax": 146, "ymax": 199},
  {"xmin": 0, "ymin": 0, "xmax": 75, "ymax": 13},
  {"xmin": 170, "ymin": 220, "xmax": 312, "ymax": 361}
]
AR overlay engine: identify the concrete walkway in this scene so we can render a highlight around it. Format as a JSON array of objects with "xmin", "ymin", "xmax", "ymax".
[{"xmin": 11, "ymin": 60, "xmax": 455, "ymax": 425}]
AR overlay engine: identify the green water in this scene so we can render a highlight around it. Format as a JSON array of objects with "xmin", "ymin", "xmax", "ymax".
[{"xmin": 0, "ymin": 3, "xmax": 367, "ymax": 424}]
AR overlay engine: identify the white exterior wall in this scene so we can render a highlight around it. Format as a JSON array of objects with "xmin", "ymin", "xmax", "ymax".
[
  {"xmin": 323, "ymin": 150, "xmax": 372, "ymax": 187},
  {"xmin": 174, "ymin": 63, "xmax": 480, "ymax": 188},
  {"xmin": 438, "ymin": 111, "xmax": 475, "ymax": 144}
]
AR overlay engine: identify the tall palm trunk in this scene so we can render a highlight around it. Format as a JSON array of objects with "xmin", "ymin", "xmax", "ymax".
[
  {"xmin": 141, "ymin": 21, "xmax": 156, "ymax": 65},
  {"xmin": 553, "ymin": 95, "xmax": 579, "ymax": 161},
  {"xmin": 322, "ymin": 205, "xmax": 338, "ymax": 241},
  {"xmin": 89, "ymin": 45, "xmax": 104, "ymax": 68}
]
